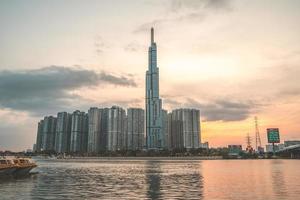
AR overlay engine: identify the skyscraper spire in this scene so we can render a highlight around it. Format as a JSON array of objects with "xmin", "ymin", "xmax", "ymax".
[{"xmin": 151, "ymin": 27, "xmax": 154, "ymax": 44}]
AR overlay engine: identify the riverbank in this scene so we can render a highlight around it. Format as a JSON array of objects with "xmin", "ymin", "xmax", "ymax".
[{"xmin": 34, "ymin": 156, "xmax": 223, "ymax": 161}]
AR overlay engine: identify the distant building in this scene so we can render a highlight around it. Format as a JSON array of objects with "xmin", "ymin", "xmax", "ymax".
[
  {"xmin": 42, "ymin": 116, "xmax": 57, "ymax": 151},
  {"xmin": 200, "ymin": 142, "xmax": 209, "ymax": 149},
  {"xmin": 107, "ymin": 106, "xmax": 126, "ymax": 151},
  {"xmin": 54, "ymin": 112, "xmax": 72, "ymax": 153},
  {"xmin": 257, "ymin": 146, "xmax": 264, "ymax": 153},
  {"xmin": 127, "ymin": 108, "xmax": 144, "ymax": 150},
  {"xmin": 35, "ymin": 119, "xmax": 44, "ymax": 152},
  {"xmin": 228, "ymin": 145, "xmax": 242, "ymax": 156},
  {"xmin": 228, "ymin": 145, "xmax": 242, "ymax": 150},
  {"xmin": 26, "ymin": 149, "xmax": 33, "ymax": 153},
  {"xmin": 87, "ymin": 107, "xmax": 108, "ymax": 153},
  {"xmin": 284, "ymin": 140, "xmax": 300, "ymax": 147},
  {"xmin": 228, "ymin": 144, "xmax": 243, "ymax": 155},
  {"xmin": 169, "ymin": 109, "xmax": 201, "ymax": 149},
  {"xmin": 278, "ymin": 143, "xmax": 285, "ymax": 150},
  {"xmin": 266, "ymin": 144, "xmax": 279, "ymax": 152},
  {"xmin": 70, "ymin": 110, "xmax": 88, "ymax": 153}
]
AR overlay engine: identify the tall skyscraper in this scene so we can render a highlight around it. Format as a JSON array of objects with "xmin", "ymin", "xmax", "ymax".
[
  {"xmin": 107, "ymin": 106, "xmax": 126, "ymax": 151},
  {"xmin": 127, "ymin": 108, "xmax": 144, "ymax": 150},
  {"xmin": 146, "ymin": 28, "xmax": 163, "ymax": 149},
  {"xmin": 70, "ymin": 110, "xmax": 88, "ymax": 153}
]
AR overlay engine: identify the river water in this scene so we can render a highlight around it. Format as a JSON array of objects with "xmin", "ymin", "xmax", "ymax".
[{"xmin": 0, "ymin": 159, "xmax": 299, "ymax": 200}]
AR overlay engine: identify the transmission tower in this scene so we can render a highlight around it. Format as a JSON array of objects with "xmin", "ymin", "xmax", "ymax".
[
  {"xmin": 246, "ymin": 133, "xmax": 253, "ymax": 153},
  {"xmin": 254, "ymin": 116, "xmax": 262, "ymax": 151}
]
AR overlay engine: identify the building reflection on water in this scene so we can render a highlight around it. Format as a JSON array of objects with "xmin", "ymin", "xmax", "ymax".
[
  {"xmin": 271, "ymin": 160, "xmax": 288, "ymax": 198},
  {"xmin": 145, "ymin": 161, "xmax": 162, "ymax": 199},
  {"xmin": 145, "ymin": 160, "xmax": 204, "ymax": 199}
]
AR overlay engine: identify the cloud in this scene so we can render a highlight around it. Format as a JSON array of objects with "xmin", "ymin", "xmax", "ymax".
[
  {"xmin": 277, "ymin": 65, "xmax": 300, "ymax": 97},
  {"xmin": 246, "ymin": 64, "xmax": 300, "ymax": 98},
  {"xmin": 134, "ymin": 14, "xmax": 206, "ymax": 33},
  {"xmin": 171, "ymin": 0, "xmax": 232, "ymax": 12},
  {"xmin": 134, "ymin": 0, "xmax": 233, "ymax": 33},
  {"xmin": 124, "ymin": 41, "xmax": 146, "ymax": 52},
  {"xmin": 0, "ymin": 66, "xmax": 137, "ymax": 115},
  {"xmin": 94, "ymin": 35, "xmax": 110, "ymax": 55},
  {"xmin": 204, "ymin": 0, "xmax": 232, "ymax": 10},
  {"xmin": 185, "ymin": 98, "xmax": 255, "ymax": 121},
  {"xmin": 97, "ymin": 98, "xmax": 143, "ymax": 109},
  {"xmin": 134, "ymin": 19, "xmax": 166, "ymax": 34},
  {"xmin": 164, "ymin": 97, "xmax": 257, "ymax": 122}
]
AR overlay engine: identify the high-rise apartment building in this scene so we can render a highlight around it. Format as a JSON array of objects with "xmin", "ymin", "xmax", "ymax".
[
  {"xmin": 162, "ymin": 109, "xmax": 169, "ymax": 149},
  {"xmin": 54, "ymin": 112, "xmax": 72, "ymax": 153},
  {"xmin": 70, "ymin": 110, "xmax": 88, "ymax": 153},
  {"xmin": 168, "ymin": 113, "xmax": 184, "ymax": 149},
  {"xmin": 107, "ymin": 106, "xmax": 126, "ymax": 151},
  {"xmin": 127, "ymin": 108, "xmax": 144, "ymax": 150},
  {"xmin": 42, "ymin": 116, "xmax": 57, "ymax": 151},
  {"xmin": 146, "ymin": 28, "xmax": 163, "ymax": 149},
  {"xmin": 87, "ymin": 107, "xmax": 108, "ymax": 153},
  {"xmin": 35, "ymin": 119, "xmax": 44, "ymax": 152},
  {"xmin": 169, "ymin": 109, "xmax": 201, "ymax": 149}
]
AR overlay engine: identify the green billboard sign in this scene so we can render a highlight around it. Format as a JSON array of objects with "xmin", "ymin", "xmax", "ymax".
[{"xmin": 267, "ymin": 128, "xmax": 280, "ymax": 143}]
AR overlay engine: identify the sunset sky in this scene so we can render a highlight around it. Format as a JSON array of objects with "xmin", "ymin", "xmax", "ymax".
[{"xmin": 1, "ymin": 0, "xmax": 300, "ymax": 151}]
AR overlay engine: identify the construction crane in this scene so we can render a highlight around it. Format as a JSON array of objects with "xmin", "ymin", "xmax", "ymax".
[{"xmin": 254, "ymin": 116, "xmax": 262, "ymax": 151}]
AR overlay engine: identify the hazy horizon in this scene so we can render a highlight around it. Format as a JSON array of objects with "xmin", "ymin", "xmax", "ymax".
[{"xmin": 1, "ymin": 0, "xmax": 300, "ymax": 151}]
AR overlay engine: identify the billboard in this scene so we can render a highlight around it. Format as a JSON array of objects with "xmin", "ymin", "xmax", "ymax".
[{"xmin": 267, "ymin": 128, "xmax": 280, "ymax": 143}]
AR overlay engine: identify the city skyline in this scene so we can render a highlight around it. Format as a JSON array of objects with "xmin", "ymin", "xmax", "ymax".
[
  {"xmin": 33, "ymin": 28, "xmax": 202, "ymax": 153},
  {"xmin": 34, "ymin": 105, "xmax": 202, "ymax": 153},
  {"xmin": 1, "ymin": 0, "xmax": 300, "ymax": 151}
]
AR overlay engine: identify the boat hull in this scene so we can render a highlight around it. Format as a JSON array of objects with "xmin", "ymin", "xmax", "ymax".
[
  {"xmin": 14, "ymin": 166, "xmax": 36, "ymax": 176},
  {"xmin": 0, "ymin": 167, "xmax": 17, "ymax": 176}
]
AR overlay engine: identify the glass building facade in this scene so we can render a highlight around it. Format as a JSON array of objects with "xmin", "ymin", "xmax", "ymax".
[{"xmin": 146, "ymin": 28, "xmax": 163, "ymax": 149}]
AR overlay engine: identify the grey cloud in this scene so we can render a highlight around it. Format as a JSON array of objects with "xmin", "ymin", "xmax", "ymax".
[
  {"xmin": 124, "ymin": 42, "xmax": 147, "ymax": 52},
  {"xmin": 265, "ymin": 64, "xmax": 300, "ymax": 97},
  {"xmin": 134, "ymin": 14, "xmax": 206, "ymax": 33},
  {"xmin": 163, "ymin": 98, "xmax": 183, "ymax": 107},
  {"xmin": 99, "ymin": 71, "xmax": 137, "ymax": 86},
  {"xmin": 134, "ymin": 19, "xmax": 166, "ymax": 34},
  {"xmin": 94, "ymin": 35, "xmax": 109, "ymax": 55},
  {"xmin": 204, "ymin": 0, "xmax": 232, "ymax": 10},
  {"xmin": 171, "ymin": 0, "xmax": 232, "ymax": 12},
  {"xmin": 185, "ymin": 98, "xmax": 255, "ymax": 121},
  {"xmin": 279, "ymin": 88, "xmax": 300, "ymax": 96},
  {"xmin": 164, "ymin": 97, "xmax": 256, "ymax": 122},
  {"xmin": 134, "ymin": 0, "xmax": 232, "ymax": 33},
  {"xmin": 0, "ymin": 66, "xmax": 137, "ymax": 115}
]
